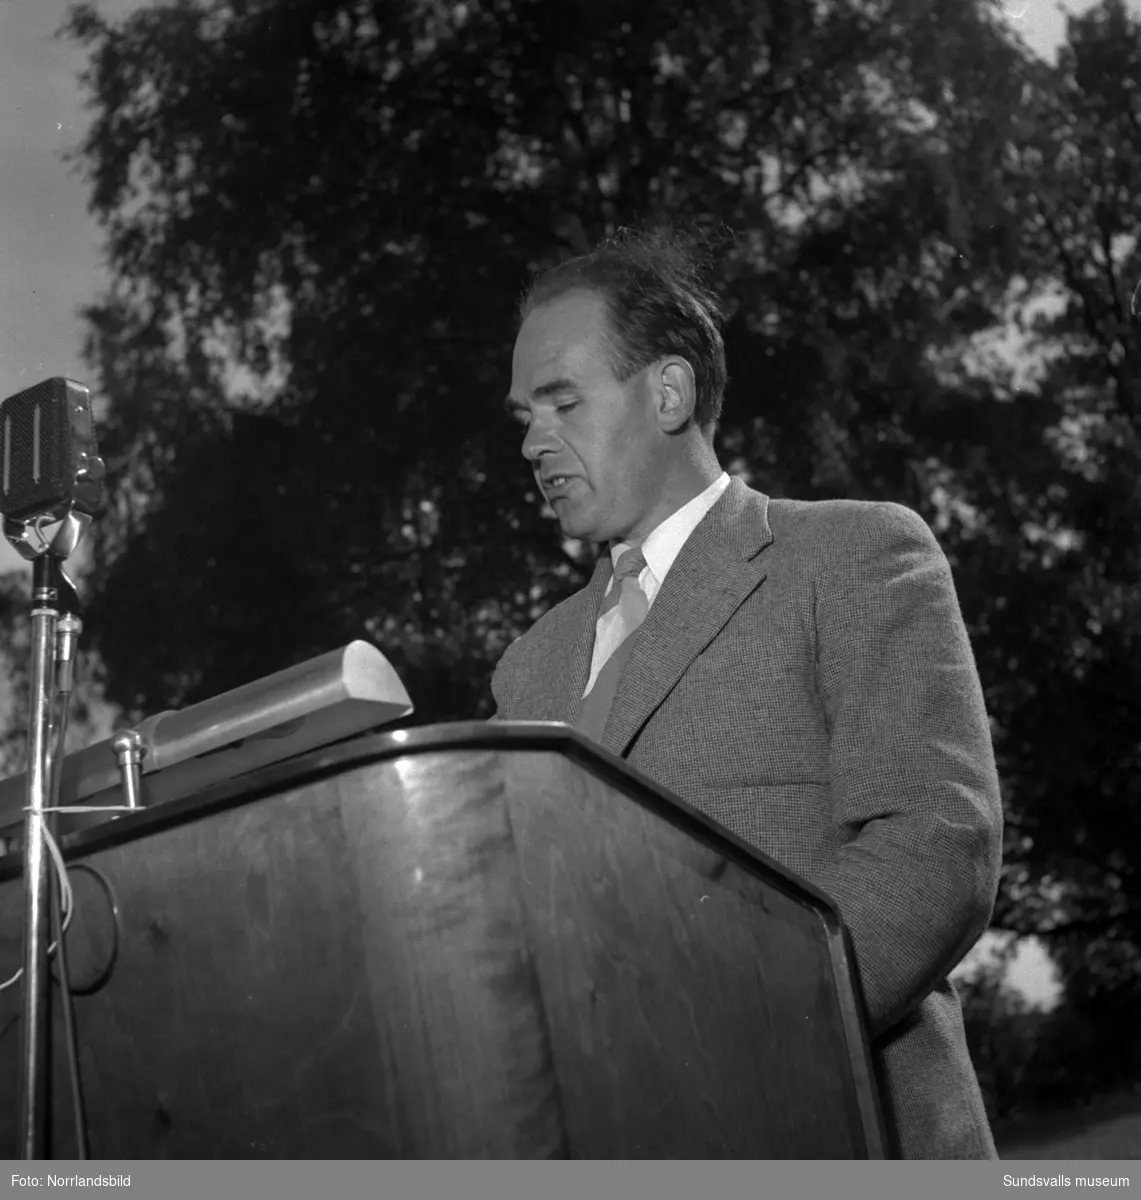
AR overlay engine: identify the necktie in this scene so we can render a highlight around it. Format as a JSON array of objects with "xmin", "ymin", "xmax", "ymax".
[{"xmin": 575, "ymin": 546, "xmax": 649, "ymax": 742}]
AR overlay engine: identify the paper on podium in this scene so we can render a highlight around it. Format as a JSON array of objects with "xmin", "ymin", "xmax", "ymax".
[{"xmin": 0, "ymin": 640, "xmax": 413, "ymax": 841}]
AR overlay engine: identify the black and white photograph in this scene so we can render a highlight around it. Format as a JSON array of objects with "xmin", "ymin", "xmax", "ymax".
[{"xmin": 0, "ymin": 0, "xmax": 1139, "ymax": 1181}]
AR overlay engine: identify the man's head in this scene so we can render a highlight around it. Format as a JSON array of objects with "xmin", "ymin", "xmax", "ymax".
[{"xmin": 506, "ymin": 227, "xmax": 728, "ymax": 547}]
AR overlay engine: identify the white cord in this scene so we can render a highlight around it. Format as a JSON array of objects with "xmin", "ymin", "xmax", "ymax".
[
  {"xmin": 39, "ymin": 806, "xmax": 137, "ymax": 814},
  {"xmin": 0, "ymin": 821, "xmax": 76, "ymax": 994},
  {"xmin": 1, "ymin": 803, "xmax": 137, "ymax": 993}
]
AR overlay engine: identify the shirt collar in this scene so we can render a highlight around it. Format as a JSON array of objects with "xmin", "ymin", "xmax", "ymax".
[{"xmin": 610, "ymin": 472, "xmax": 731, "ymax": 583}]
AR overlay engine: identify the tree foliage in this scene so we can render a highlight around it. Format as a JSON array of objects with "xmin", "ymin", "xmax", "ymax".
[
  {"xmin": 956, "ymin": 2, "xmax": 1141, "ymax": 962},
  {"xmin": 57, "ymin": 0, "xmax": 1041, "ymax": 701},
  {"xmin": 0, "ymin": 0, "xmax": 1134, "ymax": 1077}
]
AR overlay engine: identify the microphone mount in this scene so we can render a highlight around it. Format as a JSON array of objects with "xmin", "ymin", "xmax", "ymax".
[{"xmin": 4, "ymin": 509, "xmax": 95, "ymax": 566}]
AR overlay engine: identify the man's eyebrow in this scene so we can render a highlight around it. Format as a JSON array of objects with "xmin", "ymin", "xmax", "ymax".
[{"xmin": 503, "ymin": 379, "xmax": 580, "ymax": 415}]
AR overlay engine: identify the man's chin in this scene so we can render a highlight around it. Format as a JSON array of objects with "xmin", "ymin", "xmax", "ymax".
[
  {"xmin": 556, "ymin": 518, "xmax": 590, "ymax": 540},
  {"xmin": 554, "ymin": 511, "xmax": 597, "ymax": 542}
]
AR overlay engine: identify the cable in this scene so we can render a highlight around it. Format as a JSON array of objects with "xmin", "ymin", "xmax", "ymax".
[
  {"xmin": 3, "ymin": 829, "xmax": 123, "ymax": 1162},
  {"xmin": 0, "ymin": 823, "xmax": 73, "ymax": 994},
  {"xmin": 2, "ymin": 612, "xmax": 135, "ymax": 1157},
  {"xmin": 0, "ymin": 653, "xmax": 134, "ymax": 1152},
  {"xmin": 0, "ymin": 855, "xmax": 122, "ymax": 998},
  {"xmin": 50, "ymin": 856, "xmax": 87, "ymax": 1157},
  {"xmin": 47, "ymin": 697, "xmax": 89, "ymax": 1159},
  {"xmin": 50, "ymin": 864, "xmax": 121, "ymax": 998},
  {"xmin": 38, "ymin": 805, "xmax": 138, "ymax": 814}
]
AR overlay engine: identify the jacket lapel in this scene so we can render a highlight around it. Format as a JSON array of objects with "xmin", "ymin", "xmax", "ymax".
[
  {"xmin": 601, "ymin": 477, "xmax": 774, "ymax": 756},
  {"xmin": 559, "ymin": 554, "xmax": 613, "ymax": 715}
]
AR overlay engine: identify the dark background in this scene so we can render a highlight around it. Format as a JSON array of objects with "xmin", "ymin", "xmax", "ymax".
[{"xmin": 1, "ymin": 0, "xmax": 1139, "ymax": 1149}]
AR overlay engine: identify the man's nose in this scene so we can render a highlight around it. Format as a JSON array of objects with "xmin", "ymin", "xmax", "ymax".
[{"xmin": 522, "ymin": 421, "xmax": 560, "ymax": 462}]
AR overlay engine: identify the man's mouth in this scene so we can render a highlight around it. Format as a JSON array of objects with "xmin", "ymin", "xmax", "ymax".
[{"xmin": 542, "ymin": 473, "xmax": 579, "ymax": 491}]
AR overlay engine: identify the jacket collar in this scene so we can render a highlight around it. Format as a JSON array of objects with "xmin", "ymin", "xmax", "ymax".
[{"xmin": 559, "ymin": 476, "xmax": 774, "ymax": 754}]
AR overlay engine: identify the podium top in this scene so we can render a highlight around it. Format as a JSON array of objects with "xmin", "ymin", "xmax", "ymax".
[{"xmin": 0, "ymin": 717, "xmax": 847, "ymax": 936}]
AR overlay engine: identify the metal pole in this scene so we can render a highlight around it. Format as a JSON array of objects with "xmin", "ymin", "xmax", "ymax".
[{"xmin": 17, "ymin": 555, "xmax": 61, "ymax": 1159}]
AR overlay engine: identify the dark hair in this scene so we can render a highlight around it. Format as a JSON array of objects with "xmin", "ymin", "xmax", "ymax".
[{"xmin": 517, "ymin": 225, "xmax": 730, "ymax": 441}]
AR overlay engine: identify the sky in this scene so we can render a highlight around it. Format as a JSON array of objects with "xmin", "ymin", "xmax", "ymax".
[{"xmin": 1, "ymin": 0, "xmax": 1137, "ymax": 1009}]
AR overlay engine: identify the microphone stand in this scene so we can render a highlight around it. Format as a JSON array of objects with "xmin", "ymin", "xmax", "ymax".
[{"xmin": 5, "ymin": 511, "xmax": 92, "ymax": 1160}]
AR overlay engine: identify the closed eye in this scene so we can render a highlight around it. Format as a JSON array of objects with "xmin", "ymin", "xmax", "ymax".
[{"xmin": 511, "ymin": 400, "xmax": 578, "ymax": 428}]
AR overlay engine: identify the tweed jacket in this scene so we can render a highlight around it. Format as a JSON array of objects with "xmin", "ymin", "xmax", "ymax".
[{"xmin": 489, "ymin": 475, "xmax": 1003, "ymax": 1160}]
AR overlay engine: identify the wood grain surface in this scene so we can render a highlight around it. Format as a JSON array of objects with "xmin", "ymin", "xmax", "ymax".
[{"xmin": 503, "ymin": 751, "xmax": 870, "ymax": 1157}]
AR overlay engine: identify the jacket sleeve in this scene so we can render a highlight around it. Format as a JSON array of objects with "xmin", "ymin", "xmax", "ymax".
[
  {"xmin": 808, "ymin": 502, "xmax": 1003, "ymax": 1041},
  {"xmin": 486, "ymin": 637, "xmax": 519, "ymax": 721}
]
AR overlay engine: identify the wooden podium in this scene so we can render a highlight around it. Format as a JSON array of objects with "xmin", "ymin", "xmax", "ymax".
[{"xmin": 0, "ymin": 721, "xmax": 888, "ymax": 1158}]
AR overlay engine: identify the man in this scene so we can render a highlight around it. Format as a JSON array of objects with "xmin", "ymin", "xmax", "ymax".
[{"xmin": 491, "ymin": 228, "xmax": 1003, "ymax": 1160}]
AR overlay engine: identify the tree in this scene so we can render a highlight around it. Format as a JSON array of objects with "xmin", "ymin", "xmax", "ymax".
[
  {"xmin": 931, "ymin": 1, "xmax": 1141, "ymax": 1061},
  {"xmin": 953, "ymin": 0, "xmax": 1141, "ymax": 963},
  {"xmin": 56, "ymin": 0, "xmax": 1032, "ymax": 709}
]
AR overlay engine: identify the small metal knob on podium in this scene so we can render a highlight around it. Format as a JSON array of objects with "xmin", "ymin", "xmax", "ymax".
[{"xmin": 112, "ymin": 730, "xmax": 145, "ymax": 811}]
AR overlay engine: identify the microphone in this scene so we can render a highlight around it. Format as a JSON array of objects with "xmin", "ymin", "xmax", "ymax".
[{"xmin": 0, "ymin": 377, "xmax": 105, "ymax": 527}]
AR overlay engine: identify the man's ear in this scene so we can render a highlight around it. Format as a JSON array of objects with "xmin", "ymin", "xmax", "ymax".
[{"xmin": 657, "ymin": 359, "xmax": 697, "ymax": 432}]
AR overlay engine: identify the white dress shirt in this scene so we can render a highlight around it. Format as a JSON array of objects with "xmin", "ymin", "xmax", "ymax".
[{"xmin": 584, "ymin": 471, "xmax": 731, "ymax": 696}]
